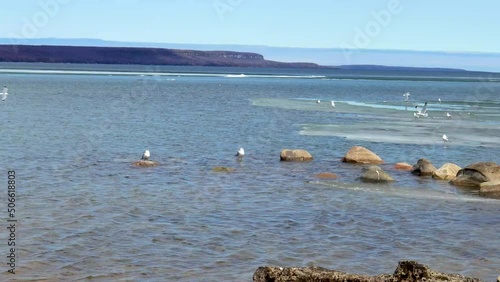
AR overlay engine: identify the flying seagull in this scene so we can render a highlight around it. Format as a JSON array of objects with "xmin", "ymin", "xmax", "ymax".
[
  {"xmin": 141, "ymin": 150, "xmax": 150, "ymax": 161},
  {"xmin": 414, "ymin": 102, "xmax": 429, "ymax": 118},
  {"xmin": 235, "ymin": 148, "xmax": 245, "ymax": 161},
  {"xmin": 2, "ymin": 85, "xmax": 8, "ymax": 101}
]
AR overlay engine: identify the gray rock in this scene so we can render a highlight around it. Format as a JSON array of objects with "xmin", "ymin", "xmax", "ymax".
[
  {"xmin": 360, "ymin": 165, "xmax": 394, "ymax": 182},
  {"xmin": 411, "ymin": 158, "xmax": 437, "ymax": 176},
  {"xmin": 450, "ymin": 162, "xmax": 500, "ymax": 187}
]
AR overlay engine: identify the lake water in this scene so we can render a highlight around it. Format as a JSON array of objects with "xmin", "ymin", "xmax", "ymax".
[{"xmin": 1, "ymin": 64, "xmax": 499, "ymax": 281}]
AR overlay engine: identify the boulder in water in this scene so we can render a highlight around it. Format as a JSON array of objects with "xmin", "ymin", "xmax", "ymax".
[
  {"xmin": 411, "ymin": 158, "xmax": 437, "ymax": 176},
  {"xmin": 280, "ymin": 149, "xmax": 313, "ymax": 162},
  {"xmin": 394, "ymin": 162, "xmax": 413, "ymax": 170},
  {"xmin": 360, "ymin": 165, "xmax": 394, "ymax": 182},
  {"xmin": 432, "ymin": 163, "xmax": 461, "ymax": 180},
  {"xmin": 313, "ymin": 172, "xmax": 338, "ymax": 179},
  {"xmin": 450, "ymin": 162, "xmax": 500, "ymax": 187},
  {"xmin": 212, "ymin": 166, "xmax": 235, "ymax": 172},
  {"xmin": 342, "ymin": 146, "xmax": 383, "ymax": 164},
  {"xmin": 479, "ymin": 180, "xmax": 500, "ymax": 197},
  {"xmin": 133, "ymin": 160, "xmax": 159, "ymax": 167}
]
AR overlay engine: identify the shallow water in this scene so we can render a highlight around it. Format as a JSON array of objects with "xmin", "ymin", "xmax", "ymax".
[{"xmin": 0, "ymin": 65, "xmax": 499, "ymax": 281}]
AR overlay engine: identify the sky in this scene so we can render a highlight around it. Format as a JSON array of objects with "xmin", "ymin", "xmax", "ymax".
[{"xmin": 2, "ymin": 0, "xmax": 500, "ymax": 54}]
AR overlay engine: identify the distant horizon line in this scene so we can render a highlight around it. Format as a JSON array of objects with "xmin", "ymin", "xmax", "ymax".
[{"xmin": 2, "ymin": 37, "xmax": 500, "ymax": 56}]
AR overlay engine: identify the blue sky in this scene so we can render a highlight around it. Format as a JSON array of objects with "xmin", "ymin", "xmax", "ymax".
[{"xmin": 2, "ymin": 0, "xmax": 500, "ymax": 53}]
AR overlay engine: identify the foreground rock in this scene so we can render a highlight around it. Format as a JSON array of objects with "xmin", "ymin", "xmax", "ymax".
[
  {"xmin": 253, "ymin": 260, "xmax": 481, "ymax": 282},
  {"xmin": 479, "ymin": 180, "xmax": 500, "ymax": 197},
  {"xmin": 394, "ymin": 162, "xmax": 413, "ymax": 170},
  {"xmin": 280, "ymin": 149, "xmax": 313, "ymax": 162},
  {"xmin": 432, "ymin": 163, "xmax": 461, "ymax": 180},
  {"xmin": 360, "ymin": 166, "xmax": 394, "ymax": 182},
  {"xmin": 133, "ymin": 160, "xmax": 159, "ymax": 167},
  {"xmin": 450, "ymin": 162, "xmax": 500, "ymax": 187},
  {"xmin": 411, "ymin": 158, "xmax": 437, "ymax": 176},
  {"xmin": 342, "ymin": 146, "xmax": 383, "ymax": 164}
]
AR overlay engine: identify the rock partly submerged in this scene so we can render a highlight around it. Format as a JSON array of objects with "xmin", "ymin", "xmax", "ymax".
[
  {"xmin": 394, "ymin": 162, "xmax": 413, "ymax": 170},
  {"xmin": 280, "ymin": 149, "xmax": 313, "ymax": 162},
  {"xmin": 432, "ymin": 163, "xmax": 462, "ymax": 180},
  {"xmin": 450, "ymin": 162, "xmax": 500, "ymax": 187},
  {"xmin": 411, "ymin": 158, "xmax": 437, "ymax": 176},
  {"xmin": 479, "ymin": 180, "xmax": 500, "ymax": 197},
  {"xmin": 360, "ymin": 165, "xmax": 394, "ymax": 182},
  {"xmin": 313, "ymin": 172, "xmax": 338, "ymax": 179},
  {"xmin": 342, "ymin": 146, "xmax": 383, "ymax": 164},
  {"xmin": 212, "ymin": 166, "xmax": 235, "ymax": 172},
  {"xmin": 253, "ymin": 260, "xmax": 481, "ymax": 282},
  {"xmin": 133, "ymin": 160, "xmax": 159, "ymax": 167}
]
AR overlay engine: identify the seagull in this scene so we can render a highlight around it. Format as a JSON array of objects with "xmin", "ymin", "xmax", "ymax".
[
  {"xmin": 2, "ymin": 85, "xmax": 8, "ymax": 101},
  {"xmin": 438, "ymin": 98, "xmax": 441, "ymax": 103},
  {"xmin": 442, "ymin": 134, "xmax": 450, "ymax": 144},
  {"xmin": 316, "ymin": 100, "xmax": 321, "ymax": 104},
  {"xmin": 141, "ymin": 150, "xmax": 150, "ymax": 161},
  {"xmin": 414, "ymin": 102, "xmax": 429, "ymax": 118},
  {"xmin": 331, "ymin": 101, "xmax": 335, "ymax": 108},
  {"xmin": 235, "ymin": 148, "xmax": 245, "ymax": 161},
  {"xmin": 446, "ymin": 112, "xmax": 452, "ymax": 118},
  {"xmin": 403, "ymin": 92, "xmax": 410, "ymax": 102}
]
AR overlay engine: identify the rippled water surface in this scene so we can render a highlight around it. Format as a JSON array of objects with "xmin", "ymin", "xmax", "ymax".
[{"xmin": 1, "ymin": 65, "xmax": 499, "ymax": 281}]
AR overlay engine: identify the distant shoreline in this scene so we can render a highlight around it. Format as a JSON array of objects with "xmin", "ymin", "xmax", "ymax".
[
  {"xmin": 0, "ymin": 44, "xmax": 489, "ymax": 74},
  {"xmin": 0, "ymin": 44, "xmax": 320, "ymax": 69}
]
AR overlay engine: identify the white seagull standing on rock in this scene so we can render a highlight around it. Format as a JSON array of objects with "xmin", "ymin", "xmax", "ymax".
[
  {"xmin": 142, "ymin": 150, "xmax": 150, "ymax": 161},
  {"xmin": 2, "ymin": 85, "xmax": 8, "ymax": 101},
  {"xmin": 235, "ymin": 148, "xmax": 245, "ymax": 161}
]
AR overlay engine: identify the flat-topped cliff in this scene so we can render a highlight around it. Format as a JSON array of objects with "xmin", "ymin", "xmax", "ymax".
[{"xmin": 0, "ymin": 45, "xmax": 319, "ymax": 68}]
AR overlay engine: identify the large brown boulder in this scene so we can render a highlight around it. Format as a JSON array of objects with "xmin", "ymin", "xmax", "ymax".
[
  {"xmin": 432, "ymin": 163, "xmax": 461, "ymax": 180},
  {"xmin": 253, "ymin": 260, "xmax": 481, "ymax": 282},
  {"xmin": 450, "ymin": 162, "xmax": 500, "ymax": 187},
  {"xmin": 360, "ymin": 166, "xmax": 395, "ymax": 182},
  {"xmin": 342, "ymin": 146, "xmax": 383, "ymax": 164},
  {"xmin": 411, "ymin": 158, "xmax": 437, "ymax": 176},
  {"xmin": 280, "ymin": 149, "xmax": 313, "ymax": 162}
]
